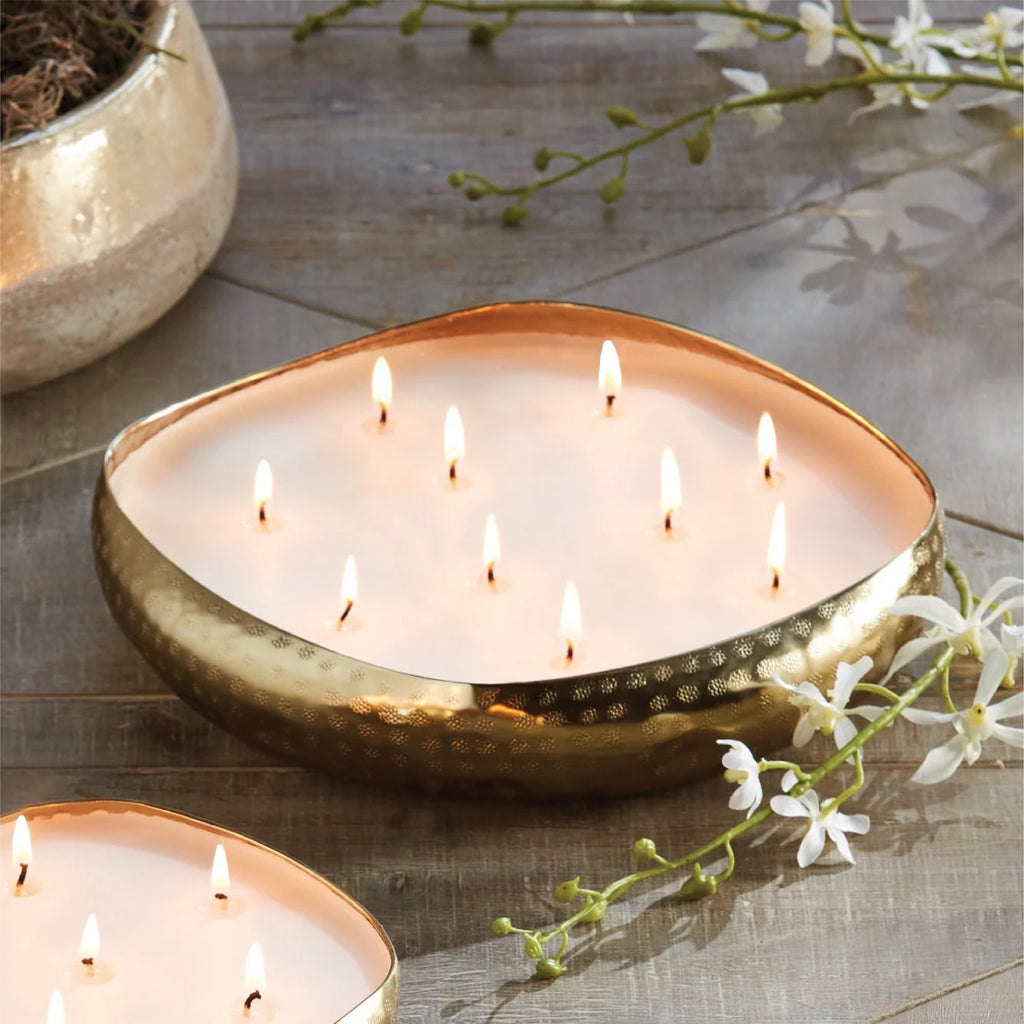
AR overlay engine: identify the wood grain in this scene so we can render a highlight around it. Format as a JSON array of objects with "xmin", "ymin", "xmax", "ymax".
[
  {"xmin": 202, "ymin": 20, "xmax": 1014, "ymax": 327},
  {"xmin": 877, "ymin": 963, "xmax": 1023, "ymax": 1024}
]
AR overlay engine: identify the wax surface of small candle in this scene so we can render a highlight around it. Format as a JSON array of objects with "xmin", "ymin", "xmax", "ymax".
[
  {"xmin": 46, "ymin": 990, "xmax": 64, "ymax": 1024},
  {"xmin": 758, "ymin": 411, "xmax": 777, "ymax": 481},
  {"xmin": 661, "ymin": 446, "xmax": 682, "ymax": 529},
  {"xmin": 1, "ymin": 809, "xmax": 391, "ymax": 1023},
  {"xmin": 111, "ymin": 331, "xmax": 933, "ymax": 683},
  {"xmin": 372, "ymin": 356, "xmax": 392, "ymax": 422},
  {"xmin": 12, "ymin": 814, "xmax": 31, "ymax": 887},
  {"xmin": 211, "ymin": 844, "xmax": 230, "ymax": 899}
]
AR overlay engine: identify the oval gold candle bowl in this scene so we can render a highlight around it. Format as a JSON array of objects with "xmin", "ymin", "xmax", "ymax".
[
  {"xmin": 92, "ymin": 302, "xmax": 944, "ymax": 799},
  {"xmin": 2, "ymin": 801, "xmax": 399, "ymax": 1023}
]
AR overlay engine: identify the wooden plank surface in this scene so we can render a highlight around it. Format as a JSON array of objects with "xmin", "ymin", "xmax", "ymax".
[{"xmin": 1, "ymin": 4, "xmax": 1021, "ymax": 1023}]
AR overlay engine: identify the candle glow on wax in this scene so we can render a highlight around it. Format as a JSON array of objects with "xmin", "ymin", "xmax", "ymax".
[
  {"xmin": 244, "ymin": 943, "xmax": 265, "ymax": 1015},
  {"xmin": 46, "ymin": 990, "xmax": 64, "ymax": 1024},
  {"xmin": 79, "ymin": 912, "xmax": 99, "ymax": 972},
  {"xmin": 767, "ymin": 502, "xmax": 786, "ymax": 593},
  {"xmin": 253, "ymin": 460, "xmax": 273, "ymax": 528},
  {"xmin": 661, "ymin": 446, "xmax": 682, "ymax": 532},
  {"xmin": 339, "ymin": 555, "xmax": 358, "ymax": 626},
  {"xmin": 758, "ymin": 412, "xmax": 777, "ymax": 483},
  {"xmin": 372, "ymin": 356, "xmax": 392, "ymax": 425},
  {"xmin": 482, "ymin": 513, "xmax": 501, "ymax": 586},
  {"xmin": 211, "ymin": 843, "xmax": 230, "ymax": 900},
  {"xmin": 598, "ymin": 340, "xmax": 622, "ymax": 414},
  {"xmin": 559, "ymin": 581, "xmax": 582, "ymax": 664},
  {"xmin": 12, "ymin": 814, "xmax": 31, "ymax": 890},
  {"xmin": 444, "ymin": 406, "xmax": 465, "ymax": 482}
]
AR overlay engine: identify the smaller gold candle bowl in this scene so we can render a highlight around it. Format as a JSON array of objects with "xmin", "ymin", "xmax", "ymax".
[
  {"xmin": 92, "ymin": 303, "xmax": 944, "ymax": 799},
  {"xmin": 1, "ymin": 802, "xmax": 398, "ymax": 1022},
  {"xmin": 0, "ymin": 0, "xmax": 237, "ymax": 394}
]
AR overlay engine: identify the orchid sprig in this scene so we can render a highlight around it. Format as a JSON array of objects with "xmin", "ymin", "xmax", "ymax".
[
  {"xmin": 486, "ymin": 559, "xmax": 1022, "ymax": 981},
  {"xmin": 293, "ymin": 1, "xmax": 1024, "ymax": 223}
]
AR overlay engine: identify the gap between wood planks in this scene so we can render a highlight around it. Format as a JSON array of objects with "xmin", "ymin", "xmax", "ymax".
[{"xmin": 866, "ymin": 957, "xmax": 1024, "ymax": 1024}]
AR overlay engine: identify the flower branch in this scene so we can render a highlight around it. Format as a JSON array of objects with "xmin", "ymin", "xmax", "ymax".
[{"xmin": 488, "ymin": 559, "xmax": 1023, "ymax": 980}]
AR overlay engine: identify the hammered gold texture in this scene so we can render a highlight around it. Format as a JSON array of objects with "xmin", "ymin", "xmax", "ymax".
[
  {"xmin": 2, "ymin": 802, "xmax": 399, "ymax": 1023},
  {"xmin": 92, "ymin": 302, "xmax": 946, "ymax": 799}
]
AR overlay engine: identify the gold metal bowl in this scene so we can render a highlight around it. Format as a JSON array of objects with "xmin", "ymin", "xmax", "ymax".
[
  {"xmin": 1, "ymin": 801, "xmax": 398, "ymax": 1022},
  {"xmin": 92, "ymin": 302, "xmax": 944, "ymax": 799},
  {"xmin": 0, "ymin": 0, "xmax": 237, "ymax": 394}
]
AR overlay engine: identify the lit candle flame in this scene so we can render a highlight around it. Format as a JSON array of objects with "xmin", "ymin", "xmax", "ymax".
[
  {"xmin": 483, "ymin": 513, "xmax": 500, "ymax": 585},
  {"xmin": 79, "ymin": 912, "xmax": 99, "ymax": 971},
  {"xmin": 211, "ymin": 843, "xmax": 230, "ymax": 901},
  {"xmin": 598, "ymin": 340, "xmax": 622, "ymax": 414},
  {"xmin": 766, "ymin": 502, "xmax": 786, "ymax": 593},
  {"xmin": 758, "ymin": 412, "xmax": 777, "ymax": 483},
  {"xmin": 559, "ymin": 581, "xmax": 582, "ymax": 663},
  {"xmin": 254, "ymin": 459, "xmax": 273, "ymax": 527},
  {"xmin": 244, "ymin": 943, "xmax": 265, "ymax": 1015},
  {"xmin": 339, "ymin": 555, "xmax": 358, "ymax": 625},
  {"xmin": 444, "ymin": 405, "xmax": 465, "ymax": 481},
  {"xmin": 12, "ymin": 814, "xmax": 31, "ymax": 889},
  {"xmin": 661, "ymin": 446, "xmax": 682, "ymax": 531},
  {"xmin": 47, "ymin": 990, "xmax": 65, "ymax": 1024},
  {"xmin": 372, "ymin": 356, "xmax": 392, "ymax": 425}
]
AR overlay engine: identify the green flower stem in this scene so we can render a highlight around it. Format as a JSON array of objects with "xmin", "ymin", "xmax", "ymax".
[
  {"xmin": 852, "ymin": 682, "xmax": 902, "ymax": 704},
  {"xmin": 455, "ymin": 69, "xmax": 1022, "ymax": 205},
  {"xmin": 504, "ymin": 557, "xmax": 973, "ymax": 973},
  {"xmin": 939, "ymin": 663, "xmax": 957, "ymax": 714},
  {"xmin": 758, "ymin": 759, "xmax": 811, "ymax": 779}
]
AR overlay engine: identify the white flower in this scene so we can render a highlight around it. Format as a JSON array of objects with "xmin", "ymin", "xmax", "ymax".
[
  {"xmin": 890, "ymin": 0, "xmax": 958, "ymax": 61},
  {"xmin": 721, "ymin": 68, "xmax": 783, "ymax": 137},
  {"xmin": 953, "ymin": 7, "xmax": 1024, "ymax": 56},
  {"xmin": 798, "ymin": 0, "xmax": 836, "ymax": 66},
  {"xmin": 904, "ymin": 648, "xmax": 1024, "ymax": 784},
  {"xmin": 770, "ymin": 789, "xmax": 870, "ymax": 867},
  {"xmin": 775, "ymin": 656, "xmax": 885, "ymax": 749},
  {"xmin": 884, "ymin": 577, "xmax": 1024, "ymax": 682},
  {"xmin": 836, "ymin": 35, "xmax": 884, "ymax": 70},
  {"xmin": 717, "ymin": 739, "xmax": 763, "ymax": 818},
  {"xmin": 695, "ymin": 0, "xmax": 771, "ymax": 52}
]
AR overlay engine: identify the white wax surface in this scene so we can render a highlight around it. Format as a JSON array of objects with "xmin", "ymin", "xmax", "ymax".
[
  {"xmin": 0, "ymin": 808, "xmax": 391, "ymax": 1023},
  {"xmin": 110, "ymin": 330, "xmax": 932, "ymax": 683}
]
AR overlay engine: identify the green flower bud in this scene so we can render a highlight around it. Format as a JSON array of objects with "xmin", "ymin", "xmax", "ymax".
[
  {"xmin": 465, "ymin": 185, "xmax": 487, "ymax": 201},
  {"xmin": 632, "ymin": 837, "xmax": 657, "ymax": 862},
  {"xmin": 679, "ymin": 865, "xmax": 718, "ymax": 902},
  {"xmin": 683, "ymin": 127, "xmax": 711, "ymax": 165},
  {"xmin": 448, "ymin": 171, "xmax": 466, "ymax": 188},
  {"xmin": 469, "ymin": 21, "xmax": 496, "ymax": 46},
  {"xmin": 600, "ymin": 177, "xmax": 625, "ymax": 204},
  {"xmin": 501, "ymin": 205, "xmax": 529, "ymax": 227},
  {"xmin": 581, "ymin": 898, "xmax": 606, "ymax": 923},
  {"xmin": 399, "ymin": 8, "xmax": 423, "ymax": 35},
  {"xmin": 524, "ymin": 934, "xmax": 543, "ymax": 959},
  {"xmin": 606, "ymin": 105, "xmax": 639, "ymax": 129},
  {"xmin": 533, "ymin": 146, "xmax": 552, "ymax": 171},
  {"xmin": 491, "ymin": 916, "xmax": 513, "ymax": 936},
  {"xmin": 535, "ymin": 957, "xmax": 565, "ymax": 980},
  {"xmin": 553, "ymin": 877, "xmax": 580, "ymax": 903}
]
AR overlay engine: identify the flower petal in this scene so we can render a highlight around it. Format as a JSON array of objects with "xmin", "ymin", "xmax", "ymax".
[
  {"xmin": 881, "ymin": 635, "xmax": 943, "ymax": 683},
  {"xmin": 911, "ymin": 734, "xmax": 969, "ymax": 785},
  {"xmin": 721, "ymin": 67, "xmax": 769, "ymax": 95},
  {"xmin": 990, "ymin": 722, "xmax": 1024, "ymax": 749},
  {"xmin": 976, "ymin": 648, "xmax": 1010, "ymax": 707},
  {"xmin": 833, "ymin": 714, "xmax": 858, "ymax": 750},
  {"xmin": 975, "ymin": 577, "xmax": 1024, "ymax": 617},
  {"xmin": 847, "ymin": 704, "xmax": 886, "ymax": 723},
  {"xmin": 990, "ymin": 691, "xmax": 1024, "ymax": 722},
  {"xmin": 793, "ymin": 713, "xmax": 817, "ymax": 747},
  {"xmin": 833, "ymin": 812, "xmax": 870, "ymax": 835},
  {"xmin": 901, "ymin": 706, "xmax": 958, "ymax": 725},
  {"xmin": 797, "ymin": 823, "xmax": 826, "ymax": 868},
  {"xmin": 780, "ymin": 769, "xmax": 799, "ymax": 792},
  {"xmin": 828, "ymin": 827, "xmax": 856, "ymax": 864},
  {"xmin": 832, "ymin": 656, "xmax": 873, "ymax": 708},
  {"xmin": 888, "ymin": 595, "xmax": 967, "ymax": 634},
  {"xmin": 770, "ymin": 794, "xmax": 810, "ymax": 818}
]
